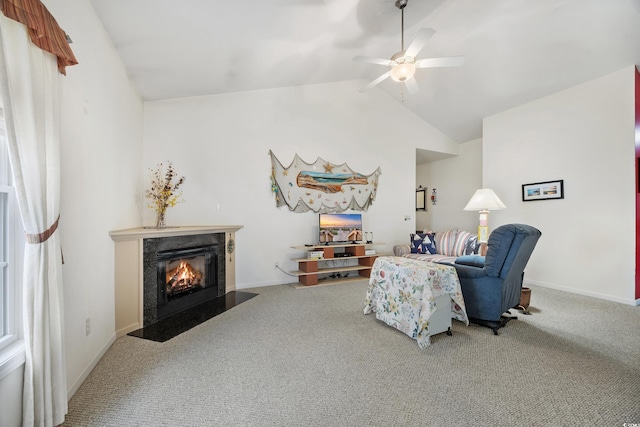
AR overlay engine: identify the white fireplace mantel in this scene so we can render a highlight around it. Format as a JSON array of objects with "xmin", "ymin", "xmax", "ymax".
[
  {"xmin": 109, "ymin": 225, "xmax": 243, "ymax": 241},
  {"xmin": 109, "ymin": 225, "xmax": 243, "ymax": 337}
]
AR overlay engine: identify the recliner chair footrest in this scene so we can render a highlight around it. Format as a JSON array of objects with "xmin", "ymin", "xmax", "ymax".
[{"xmin": 469, "ymin": 315, "xmax": 517, "ymax": 335}]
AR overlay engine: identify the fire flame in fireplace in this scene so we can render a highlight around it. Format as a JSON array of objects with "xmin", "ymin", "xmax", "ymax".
[{"xmin": 166, "ymin": 260, "xmax": 203, "ymax": 296}]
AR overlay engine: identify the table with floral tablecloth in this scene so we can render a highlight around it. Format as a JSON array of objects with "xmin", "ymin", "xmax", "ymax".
[{"xmin": 364, "ymin": 256, "xmax": 469, "ymax": 348}]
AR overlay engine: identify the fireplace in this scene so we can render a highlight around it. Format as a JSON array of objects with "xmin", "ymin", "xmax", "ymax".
[
  {"xmin": 142, "ymin": 232, "xmax": 227, "ymax": 326},
  {"xmin": 110, "ymin": 225, "xmax": 242, "ymax": 337},
  {"xmin": 156, "ymin": 245, "xmax": 219, "ymax": 321}
]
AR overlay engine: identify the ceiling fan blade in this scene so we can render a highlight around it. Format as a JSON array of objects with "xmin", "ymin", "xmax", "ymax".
[
  {"xmin": 360, "ymin": 71, "xmax": 392, "ymax": 92},
  {"xmin": 415, "ymin": 56, "xmax": 465, "ymax": 69},
  {"xmin": 402, "ymin": 77, "xmax": 420, "ymax": 95},
  {"xmin": 353, "ymin": 56, "xmax": 393, "ymax": 66},
  {"xmin": 404, "ymin": 28, "xmax": 436, "ymax": 58}
]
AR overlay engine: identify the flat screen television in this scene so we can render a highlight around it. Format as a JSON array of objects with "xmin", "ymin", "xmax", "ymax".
[{"xmin": 319, "ymin": 213, "xmax": 363, "ymax": 244}]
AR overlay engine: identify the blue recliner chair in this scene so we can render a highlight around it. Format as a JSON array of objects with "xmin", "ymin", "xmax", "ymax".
[{"xmin": 451, "ymin": 223, "xmax": 541, "ymax": 334}]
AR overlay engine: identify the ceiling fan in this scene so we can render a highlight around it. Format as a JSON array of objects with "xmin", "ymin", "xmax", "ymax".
[{"xmin": 353, "ymin": 0, "xmax": 464, "ymax": 94}]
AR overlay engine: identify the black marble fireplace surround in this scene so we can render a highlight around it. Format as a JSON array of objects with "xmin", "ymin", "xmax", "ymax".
[{"xmin": 142, "ymin": 233, "xmax": 226, "ymax": 326}]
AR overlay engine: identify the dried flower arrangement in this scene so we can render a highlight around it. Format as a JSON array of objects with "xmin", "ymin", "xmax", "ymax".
[{"xmin": 145, "ymin": 161, "xmax": 185, "ymax": 228}]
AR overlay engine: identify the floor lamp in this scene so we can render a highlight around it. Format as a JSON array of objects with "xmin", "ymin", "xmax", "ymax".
[{"xmin": 463, "ymin": 189, "xmax": 506, "ymax": 255}]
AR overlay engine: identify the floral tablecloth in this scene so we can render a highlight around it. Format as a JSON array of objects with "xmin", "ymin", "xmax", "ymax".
[{"xmin": 364, "ymin": 256, "xmax": 469, "ymax": 348}]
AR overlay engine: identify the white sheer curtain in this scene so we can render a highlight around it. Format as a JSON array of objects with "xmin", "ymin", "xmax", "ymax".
[{"xmin": 0, "ymin": 14, "xmax": 67, "ymax": 427}]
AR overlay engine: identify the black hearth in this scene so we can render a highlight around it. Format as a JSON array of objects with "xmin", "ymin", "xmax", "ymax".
[{"xmin": 128, "ymin": 291, "xmax": 258, "ymax": 342}]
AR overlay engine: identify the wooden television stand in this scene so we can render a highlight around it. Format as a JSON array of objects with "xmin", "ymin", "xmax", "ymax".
[{"xmin": 290, "ymin": 242, "xmax": 381, "ymax": 287}]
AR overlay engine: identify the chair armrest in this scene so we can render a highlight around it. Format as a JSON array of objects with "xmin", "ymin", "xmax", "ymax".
[
  {"xmin": 393, "ymin": 244, "xmax": 411, "ymax": 256},
  {"xmin": 455, "ymin": 255, "xmax": 485, "ymax": 268},
  {"xmin": 452, "ymin": 263, "xmax": 488, "ymax": 279}
]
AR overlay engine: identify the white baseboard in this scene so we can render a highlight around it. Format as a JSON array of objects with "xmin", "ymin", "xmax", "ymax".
[
  {"xmin": 525, "ymin": 279, "xmax": 639, "ymax": 306},
  {"xmin": 116, "ymin": 322, "xmax": 140, "ymax": 338},
  {"xmin": 67, "ymin": 332, "xmax": 116, "ymax": 400},
  {"xmin": 236, "ymin": 279, "xmax": 285, "ymax": 289}
]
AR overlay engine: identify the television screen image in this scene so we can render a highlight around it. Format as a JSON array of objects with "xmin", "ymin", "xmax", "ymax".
[{"xmin": 319, "ymin": 213, "xmax": 363, "ymax": 244}]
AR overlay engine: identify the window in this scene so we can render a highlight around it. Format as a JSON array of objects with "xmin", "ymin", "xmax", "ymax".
[
  {"xmin": 0, "ymin": 89, "xmax": 20, "ymax": 353},
  {"xmin": 0, "ymin": 94, "xmax": 10, "ymax": 344}
]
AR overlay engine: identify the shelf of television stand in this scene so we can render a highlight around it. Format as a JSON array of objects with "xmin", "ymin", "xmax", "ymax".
[{"xmin": 290, "ymin": 242, "xmax": 384, "ymax": 287}]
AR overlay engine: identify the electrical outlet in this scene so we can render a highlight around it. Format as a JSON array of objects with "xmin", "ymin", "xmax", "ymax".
[{"xmin": 85, "ymin": 318, "xmax": 90, "ymax": 336}]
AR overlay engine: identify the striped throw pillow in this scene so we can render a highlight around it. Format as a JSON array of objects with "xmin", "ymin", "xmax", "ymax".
[
  {"xmin": 453, "ymin": 231, "xmax": 473, "ymax": 257},
  {"xmin": 434, "ymin": 229, "xmax": 458, "ymax": 256}
]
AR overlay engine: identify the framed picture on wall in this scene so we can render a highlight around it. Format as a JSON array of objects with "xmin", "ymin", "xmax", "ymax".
[{"xmin": 522, "ymin": 179, "xmax": 564, "ymax": 201}]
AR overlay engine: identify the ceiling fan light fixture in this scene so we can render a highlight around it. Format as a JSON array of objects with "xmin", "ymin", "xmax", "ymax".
[
  {"xmin": 390, "ymin": 58, "xmax": 415, "ymax": 82},
  {"xmin": 354, "ymin": 0, "xmax": 463, "ymax": 93}
]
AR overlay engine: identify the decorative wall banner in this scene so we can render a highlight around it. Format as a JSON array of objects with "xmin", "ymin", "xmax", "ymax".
[{"xmin": 269, "ymin": 150, "xmax": 381, "ymax": 213}]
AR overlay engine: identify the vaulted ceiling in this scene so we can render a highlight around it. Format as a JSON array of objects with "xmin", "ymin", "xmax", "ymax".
[{"xmin": 90, "ymin": 0, "xmax": 640, "ymax": 145}]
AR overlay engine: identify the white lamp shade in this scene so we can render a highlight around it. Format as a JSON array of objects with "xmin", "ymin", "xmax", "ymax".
[{"xmin": 463, "ymin": 188, "xmax": 506, "ymax": 211}]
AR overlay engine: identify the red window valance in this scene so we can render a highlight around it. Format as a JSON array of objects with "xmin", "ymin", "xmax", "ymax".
[{"xmin": 0, "ymin": 0, "xmax": 78, "ymax": 74}]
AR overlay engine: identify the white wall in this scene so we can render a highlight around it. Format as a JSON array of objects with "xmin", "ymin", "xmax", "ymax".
[
  {"xmin": 45, "ymin": 0, "xmax": 144, "ymax": 398},
  {"xmin": 142, "ymin": 81, "xmax": 458, "ymax": 287},
  {"xmin": 0, "ymin": 364, "xmax": 23, "ymax": 427},
  {"xmin": 483, "ymin": 66, "xmax": 636, "ymax": 304},
  {"xmin": 416, "ymin": 139, "xmax": 483, "ymax": 233}
]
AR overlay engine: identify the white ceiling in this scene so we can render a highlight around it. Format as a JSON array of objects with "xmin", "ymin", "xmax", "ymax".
[{"xmin": 89, "ymin": 0, "xmax": 640, "ymax": 147}]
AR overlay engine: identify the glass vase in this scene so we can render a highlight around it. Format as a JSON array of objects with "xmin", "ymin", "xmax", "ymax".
[{"xmin": 156, "ymin": 210, "xmax": 166, "ymax": 229}]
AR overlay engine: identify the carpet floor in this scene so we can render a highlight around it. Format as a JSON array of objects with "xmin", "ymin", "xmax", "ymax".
[{"xmin": 61, "ymin": 282, "xmax": 640, "ymax": 426}]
